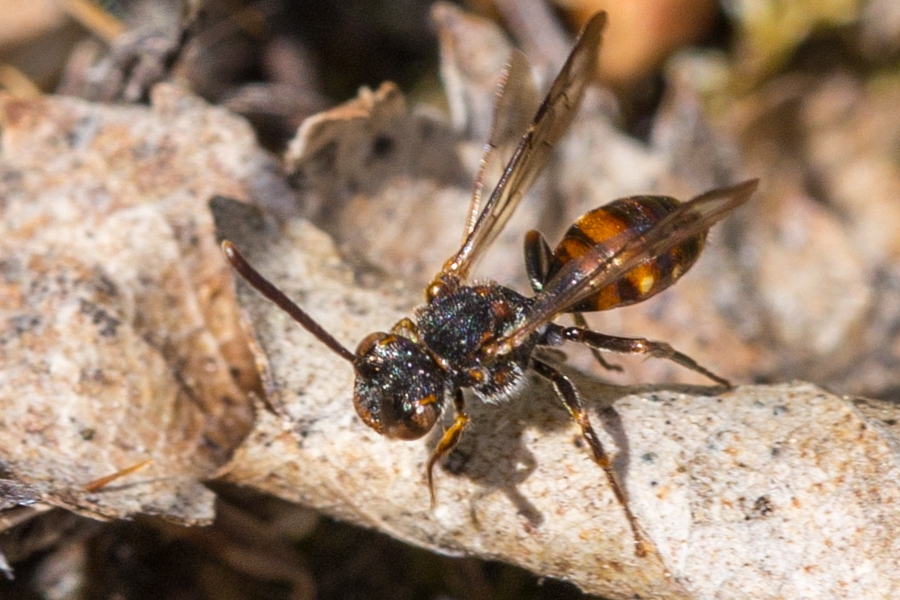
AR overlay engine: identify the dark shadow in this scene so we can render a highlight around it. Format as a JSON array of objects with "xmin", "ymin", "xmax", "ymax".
[
  {"xmin": 429, "ymin": 362, "xmax": 728, "ymax": 530},
  {"xmin": 428, "ymin": 392, "xmax": 544, "ymax": 529}
]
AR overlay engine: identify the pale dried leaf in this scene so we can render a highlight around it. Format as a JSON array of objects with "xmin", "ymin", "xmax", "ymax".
[
  {"xmin": 432, "ymin": 1, "xmax": 519, "ymax": 139},
  {"xmin": 0, "ymin": 85, "xmax": 289, "ymax": 522},
  {"xmin": 284, "ymin": 81, "xmax": 465, "ymax": 200},
  {"xmin": 214, "ymin": 199, "xmax": 900, "ymax": 599}
]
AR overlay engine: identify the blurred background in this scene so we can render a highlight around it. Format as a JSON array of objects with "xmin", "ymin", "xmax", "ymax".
[{"xmin": 2, "ymin": 0, "xmax": 900, "ymax": 598}]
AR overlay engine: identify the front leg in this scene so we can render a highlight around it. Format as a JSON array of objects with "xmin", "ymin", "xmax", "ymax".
[
  {"xmin": 426, "ymin": 389, "xmax": 469, "ymax": 507},
  {"xmin": 552, "ymin": 324, "xmax": 730, "ymax": 386}
]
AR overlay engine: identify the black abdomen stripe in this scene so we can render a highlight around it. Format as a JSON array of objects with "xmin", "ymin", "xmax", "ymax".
[{"xmin": 548, "ymin": 196, "xmax": 706, "ymax": 312}]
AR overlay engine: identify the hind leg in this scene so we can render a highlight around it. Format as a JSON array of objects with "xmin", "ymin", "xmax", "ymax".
[{"xmin": 532, "ymin": 358, "xmax": 650, "ymax": 556}]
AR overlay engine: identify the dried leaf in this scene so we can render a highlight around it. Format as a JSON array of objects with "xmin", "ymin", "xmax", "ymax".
[
  {"xmin": 0, "ymin": 84, "xmax": 288, "ymax": 522},
  {"xmin": 284, "ymin": 81, "xmax": 465, "ymax": 200},
  {"xmin": 432, "ymin": 1, "xmax": 520, "ymax": 139},
  {"xmin": 214, "ymin": 198, "xmax": 900, "ymax": 598}
]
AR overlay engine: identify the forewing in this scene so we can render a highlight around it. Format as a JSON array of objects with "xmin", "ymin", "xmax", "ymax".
[
  {"xmin": 490, "ymin": 179, "xmax": 760, "ymax": 354},
  {"xmin": 442, "ymin": 12, "xmax": 607, "ymax": 280}
]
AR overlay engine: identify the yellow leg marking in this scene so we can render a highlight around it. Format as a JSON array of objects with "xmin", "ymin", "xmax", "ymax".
[{"xmin": 426, "ymin": 392, "xmax": 469, "ymax": 507}]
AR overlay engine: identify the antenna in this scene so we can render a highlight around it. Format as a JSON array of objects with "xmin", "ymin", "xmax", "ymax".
[{"xmin": 221, "ymin": 240, "xmax": 357, "ymax": 364}]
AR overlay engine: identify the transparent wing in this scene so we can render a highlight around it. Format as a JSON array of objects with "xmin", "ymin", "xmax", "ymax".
[
  {"xmin": 488, "ymin": 179, "xmax": 760, "ymax": 355},
  {"xmin": 440, "ymin": 12, "xmax": 607, "ymax": 281},
  {"xmin": 463, "ymin": 49, "xmax": 539, "ymax": 241}
]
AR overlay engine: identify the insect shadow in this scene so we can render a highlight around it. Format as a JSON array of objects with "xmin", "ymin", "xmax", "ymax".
[{"xmin": 435, "ymin": 357, "xmax": 721, "ymax": 530}]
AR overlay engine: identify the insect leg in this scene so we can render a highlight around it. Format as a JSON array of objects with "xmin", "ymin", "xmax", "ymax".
[
  {"xmin": 524, "ymin": 232, "xmax": 621, "ymax": 372},
  {"xmin": 391, "ymin": 317, "xmax": 422, "ymax": 343},
  {"xmin": 571, "ymin": 313, "xmax": 623, "ymax": 373},
  {"xmin": 532, "ymin": 358, "xmax": 649, "ymax": 556},
  {"xmin": 523, "ymin": 229, "xmax": 553, "ymax": 293},
  {"xmin": 555, "ymin": 325, "xmax": 730, "ymax": 386},
  {"xmin": 426, "ymin": 389, "xmax": 469, "ymax": 507}
]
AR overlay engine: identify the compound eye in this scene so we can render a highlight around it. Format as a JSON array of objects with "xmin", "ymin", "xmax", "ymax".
[{"xmin": 352, "ymin": 333, "xmax": 444, "ymax": 440}]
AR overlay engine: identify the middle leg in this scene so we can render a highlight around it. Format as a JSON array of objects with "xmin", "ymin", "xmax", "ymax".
[
  {"xmin": 572, "ymin": 312, "xmax": 623, "ymax": 373},
  {"xmin": 552, "ymin": 324, "xmax": 731, "ymax": 386}
]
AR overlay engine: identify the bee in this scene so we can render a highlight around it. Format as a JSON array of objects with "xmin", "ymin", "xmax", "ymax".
[{"xmin": 222, "ymin": 11, "xmax": 758, "ymax": 556}]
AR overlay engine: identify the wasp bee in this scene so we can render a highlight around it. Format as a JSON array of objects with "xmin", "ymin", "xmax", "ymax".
[{"xmin": 222, "ymin": 12, "xmax": 758, "ymax": 556}]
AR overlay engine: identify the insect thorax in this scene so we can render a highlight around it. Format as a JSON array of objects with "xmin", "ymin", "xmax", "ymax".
[{"xmin": 416, "ymin": 284, "xmax": 536, "ymax": 403}]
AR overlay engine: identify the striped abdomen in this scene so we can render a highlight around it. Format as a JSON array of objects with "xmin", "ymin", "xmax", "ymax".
[{"xmin": 549, "ymin": 195, "xmax": 706, "ymax": 312}]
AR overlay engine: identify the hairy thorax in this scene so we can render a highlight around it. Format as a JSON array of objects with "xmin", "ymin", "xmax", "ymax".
[{"xmin": 416, "ymin": 284, "xmax": 537, "ymax": 403}]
